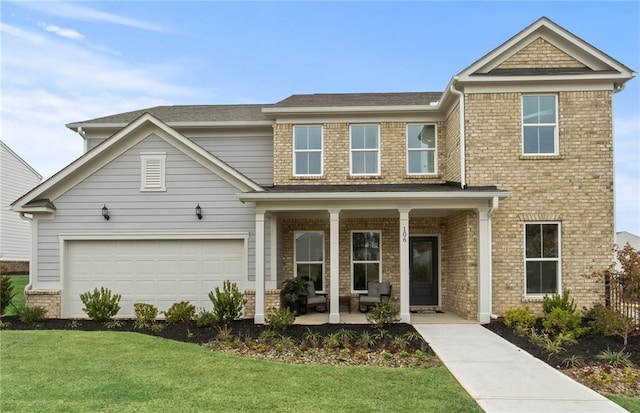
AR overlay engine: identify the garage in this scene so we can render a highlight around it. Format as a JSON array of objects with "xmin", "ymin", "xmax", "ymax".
[{"xmin": 63, "ymin": 237, "xmax": 246, "ymax": 318}]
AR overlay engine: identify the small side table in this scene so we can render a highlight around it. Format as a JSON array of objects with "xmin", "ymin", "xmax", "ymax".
[{"xmin": 339, "ymin": 296, "xmax": 352, "ymax": 313}]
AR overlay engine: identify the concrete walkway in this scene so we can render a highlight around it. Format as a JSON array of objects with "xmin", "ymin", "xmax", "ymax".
[{"xmin": 413, "ymin": 324, "xmax": 627, "ymax": 413}]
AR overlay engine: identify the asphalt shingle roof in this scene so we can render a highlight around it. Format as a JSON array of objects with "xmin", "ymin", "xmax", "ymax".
[{"xmin": 273, "ymin": 92, "xmax": 442, "ymax": 107}]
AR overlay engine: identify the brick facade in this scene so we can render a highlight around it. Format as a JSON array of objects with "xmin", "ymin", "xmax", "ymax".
[
  {"xmin": 497, "ymin": 38, "xmax": 586, "ymax": 69},
  {"xmin": 25, "ymin": 289, "xmax": 61, "ymax": 319}
]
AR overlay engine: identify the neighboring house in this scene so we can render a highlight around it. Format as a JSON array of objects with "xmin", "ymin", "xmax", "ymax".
[
  {"xmin": 0, "ymin": 141, "xmax": 42, "ymax": 274},
  {"xmin": 615, "ymin": 231, "xmax": 640, "ymax": 270},
  {"xmin": 11, "ymin": 17, "xmax": 636, "ymax": 323}
]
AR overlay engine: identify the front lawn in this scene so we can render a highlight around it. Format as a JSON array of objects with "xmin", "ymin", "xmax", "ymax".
[{"xmin": 1, "ymin": 331, "xmax": 481, "ymax": 412}]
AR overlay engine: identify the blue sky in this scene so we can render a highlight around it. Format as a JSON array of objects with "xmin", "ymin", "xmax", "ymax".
[{"xmin": 1, "ymin": 1, "xmax": 639, "ymax": 234}]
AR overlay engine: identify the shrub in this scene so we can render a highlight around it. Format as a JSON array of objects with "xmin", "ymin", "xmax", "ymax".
[
  {"xmin": 503, "ymin": 307, "xmax": 537, "ymax": 333},
  {"xmin": 195, "ymin": 308, "xmax": 217, "ymax": 328},
  {"xmin": 543, "ymin": 290, "xmax": 577, "ymax": 315},
  {"xmin": 17, "ymin": 305, "xmax": 47, "ymax": 324},
  {"xmin": 265, "ymin": 307, "xmax": 295, "ymax": 331},
  {"xmin": 164, "ymin": 301, "xmax": 195, "ymax": 324},
  {"xmin": 542, "ymin": 307, "xmax": 582, "ymax": 336},
  {"xmin": 133, "ymin": 303, "xmax": 158, "ymax": 329},
  {"xmin": 587, "ymin": 303, "xmax": 635, "ymax": 346},
  {"xmin": 0, "ymin": 275, "xmax": 15, "ymax": 315},
  {"xmin": 596, "ymin": 348, "xmax": 633, "ymax": 367},
  {"xmin": 79, "ymin": 287, "xmax": 121, "ymax": 321},
  {"xmin": 208, "ymin": 281, "xmax": 247, "ymax": 325},
  {"xmin": 366, "ymin": 301, "xmax": 400, "ymax": 327}
]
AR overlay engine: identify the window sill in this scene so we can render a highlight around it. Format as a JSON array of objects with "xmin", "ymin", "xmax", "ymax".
[
  {"xmin": 404, "ymin": 174, "xmax": 442, "ymax": 180},
  {"xmin": 519, "ymin": 155, "xmax": 564, "ymax": 161},
  {"xmin": 522, "ymin": 296, "xmax": 544, "ymax": 303},
  {"xmin": 290, "ymin": 175, "xmax": 325, "ymax": 180},
  {"xmin": 348, "ymin": 175, "xmax": 383, "ymax": 180}
]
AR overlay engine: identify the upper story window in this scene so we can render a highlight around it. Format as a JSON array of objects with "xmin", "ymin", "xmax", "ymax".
[
  {"xmin": 140, "ymin": 152, "xmax": 166, "ymax": 191},
  {"xmin": 407, "ymin": 124, "xmax": 437, "ymax": 174},
  {"xmin": 522, "ymin": 95, "xmax": 558, "ymax": 155},
  {"xmin": 294, "ymin": 126, "xmax": 323, "ymax": 176},
  {"xmin": 350, "ymin": 125, "xmax": 380, "ymax": 175},
  {"xmin": 525, "ymin": 222, "xmax": 561, "ymax": 295}
]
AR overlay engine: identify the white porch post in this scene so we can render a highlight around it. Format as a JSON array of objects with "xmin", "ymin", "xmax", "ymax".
[
  {"xmin": 399, "ymin": 209, "xmax": 410, "ymax": 323},
  {"xmin": 269, "ymin": 215, "xmax": 278, "ymax": 290},
  {"xmin": 329, "ymin": 209, "xmax": 340, "ymax": 324},
  {"xmin": 477, "ymin": 207, "xmax": 491, "ymax": 324},
  {"xmin": 254, "ymin": 210, "xmax": 266, "ymax": 324}
]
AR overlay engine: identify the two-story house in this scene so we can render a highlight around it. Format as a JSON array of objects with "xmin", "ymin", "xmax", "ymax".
[{"xmin": 12, "ymin": 17, "xmax": 635, "ymax": 323}]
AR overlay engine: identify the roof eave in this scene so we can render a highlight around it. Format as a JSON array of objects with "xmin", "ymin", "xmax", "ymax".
[
  {"xmin": 66, "ymin": 120, "xmax": 274, "ymax": 131},
  {"xmin": 238, "ymin": 190, "xmax": 512, "ymax": 202},
  {"xmin": 262, "ymin": 104, "xmax": 440, "ymax": 116}
]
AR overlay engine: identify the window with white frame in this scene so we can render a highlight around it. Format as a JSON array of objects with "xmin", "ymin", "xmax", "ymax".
[
  {"xmin": 140, "ymin": 152, "xmax": 166, "ymax": 191},
  {"xmin": 350, "ymin": 125, "xmax": 380, "ymax": 175},
  {"xmin": 407, "ymin": 124, "xmax": 437, "ymax": 174},
  {"xmin": 522, "ymin": 95, "xmax": 558, "ymax": 155},
  {"xmin": 294, "ymin": 126, "xmax": 323, "ymax": 176},
  {"xmin": 525, "ymin": 223, "xmax": 560, "ymax": 295},
  {"xmin": 295, "ymin": 231, "xmax": 324, "ymax": 291},
  {"xmin": 352, "ymin": 231, "xmax": 381, "ymax": 291}
]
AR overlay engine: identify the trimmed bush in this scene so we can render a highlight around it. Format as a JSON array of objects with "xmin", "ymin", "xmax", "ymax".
[
  {"xmin": 195, "ymin": 308, "xmax": 217, "ymax": 328},
  {"xmin": 542, "ymin": 307, "xmax": 582, "ymax": 336},
  {"xmin": 543, "ymin": 290, "xmax": 576, "ymax": 315},
  {"xmin": 17, "ymin": 305, "xmax": 47, "ymax": 324},
  {"xmin": 208, "ymin": 281, "xmax": 246, "ymax": 325},
  {"xmin": 503, "ymin": 307, "xmax": 537, "ymax": 332},
  {"xmin": 133, "ymin": 303, "xmax": 159, "ymax": 329},
  {"xmin": 164, "ymin": 301, "xmax": 195, "ymax": 324},
  {"xmin": 80, "ymin": 287, "xmax": 121, "ymax": 322},
  {"xmin": 266, "ymin": 307, "xmax": 295, "ymax": 331},
  {"xmin": 0, "ymin": 275, "xmax": 15, "ymax": 315}
]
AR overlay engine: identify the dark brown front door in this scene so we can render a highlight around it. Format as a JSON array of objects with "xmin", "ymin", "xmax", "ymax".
[{"xmin": 409, "ymin": 236, "xmax": 438, "ymax": 306}]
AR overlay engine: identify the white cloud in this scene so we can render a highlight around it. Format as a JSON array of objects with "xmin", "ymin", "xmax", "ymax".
[
  {"xmin": 14, "ymin": 2, "xmax": 169, "ymax": 33},
  {"xmin": 0, "ymin": 22, "xmax": 44, "ymax": 44},
  {"xmin": 40, "ymin": 23, "xmax": 85, "ymax": 40}
]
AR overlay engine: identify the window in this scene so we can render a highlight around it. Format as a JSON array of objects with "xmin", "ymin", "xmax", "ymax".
[
  {"xmin": 294, "ymin": 231, "xmax": 324, "ymax": 291},
  {"xmin": 350, "ymin": 125, "xmax": 379, "ymax": 175},
  {"xmin": 407, "ymin": 124, "xmax": 436, "ymax": 174},
  {"xmin": 525, "ymin": 223, "xmax": 560, "ymax": 295},
  {"xmin": 294, "ymin": 126, "xmax": 323, "ymax": 176},
  {"xmin": 522, "ymin": 95, "xmax": 558, "ymax": 155},
  {"xmin": 352, "ymin": 231, "xmax": 381, "ymax": 291},
  {"xmin": 140, "ymin": 152, "xmax": 166, "ymax": 191}
]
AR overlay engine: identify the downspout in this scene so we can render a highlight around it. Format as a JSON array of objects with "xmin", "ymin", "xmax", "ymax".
[
  {"xmin": 488, "ymin": 196, "xmax": 499, "ymax": 319},
  {"xmin": 450, "ymin": 80, "xmax": 466, "ymax": 189},
  {"xmin": 18, "ymin": 213, "xmax": 34, "ymax": 294}
]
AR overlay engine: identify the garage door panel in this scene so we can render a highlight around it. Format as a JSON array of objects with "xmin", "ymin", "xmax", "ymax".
[{"xmin": 64, "ymin": 239, "xmax": 245, "ymax": 317}]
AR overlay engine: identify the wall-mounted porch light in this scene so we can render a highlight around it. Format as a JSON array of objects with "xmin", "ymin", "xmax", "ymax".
[
  {"xmin": 195, "ymin": 204, "xmax": 203, "ymax": 220},
  {"xmin": 102, "ymin": 205, "xmax": 110, "ymax": 221}
]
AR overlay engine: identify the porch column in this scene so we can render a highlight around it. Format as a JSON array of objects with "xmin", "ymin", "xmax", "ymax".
[
  {"xmin": 329, "ymin": 209, "xmax": 340, "ymax": 323},
  {"xmin": 269, "ymin": 215, "xmax": 278, "ymax": 289},
  {"xmin": 254, "ymin": 210, "xmax": 266, "ymax": 324},
  {"xmin": 477, "ymin": 207, "xmax": 491, "ymax": 324},
  {"xmin": 399, "ymin": 208, "xmax": 410, "ymax": 323}
]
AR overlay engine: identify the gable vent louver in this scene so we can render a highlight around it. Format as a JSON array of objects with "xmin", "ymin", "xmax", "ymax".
[{"xmin": 140, "ymin": 153, "xmax": 166, "ymax": 191}]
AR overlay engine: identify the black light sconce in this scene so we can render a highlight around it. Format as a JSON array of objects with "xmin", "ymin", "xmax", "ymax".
[
  {"xmin": 102, "ymin": 205, "xmax": 110, "ymax": 221},
  {"xmin": 195, "ymin": 204, "xmax": 203, "ymax": 220}
]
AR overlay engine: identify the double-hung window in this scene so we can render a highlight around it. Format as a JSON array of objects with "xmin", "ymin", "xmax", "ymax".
[
  {"xmin": 407, "ymin": 124, "xmax": 437, "ymax": 174},
  {"xmin": 293, "ymin": 126, "xmax": 323, "ymax": 176},
  {"xmin": 352, "ymin": 231, "xmax": 381, "ymax": 291},
  {"xmin": 350, "ymin": 125, "xmax": 380, "ymax": 175},
  {"xmin": 522, "ymin": 95, "xmax": 558, "ymax": 155},
  {"xmin": 525, "ymin": 223, "xmax": 561, "ymax": 295},
  {"xmin": 294, "ymin": 231, "xmax": 324, "ymax": 292}
]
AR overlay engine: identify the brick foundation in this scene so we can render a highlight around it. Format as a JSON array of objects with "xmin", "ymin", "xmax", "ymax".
[
  {"xmin": 243, "ymin": 289, "xmax": 281, "ymax": 319},
  {"xmin": 25, "ymin": 289, "xmax": 61, "ymax": 318}
]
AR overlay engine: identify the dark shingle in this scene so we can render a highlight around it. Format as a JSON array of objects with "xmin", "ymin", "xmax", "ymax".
[{"xmin": 273, "ymin": 92, "xmax": 442, "ymax": 107}]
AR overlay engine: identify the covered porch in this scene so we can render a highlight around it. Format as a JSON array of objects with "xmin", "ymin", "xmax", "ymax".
[
  {"xmin": 293, "ymin": 310, "xmax": 474, "ymax": 325},
  {"xmin": 238, "ymin": 184, "xmax": 510, "ymax": 325}
]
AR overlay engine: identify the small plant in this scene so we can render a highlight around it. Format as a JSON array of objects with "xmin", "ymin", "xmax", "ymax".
[
  {"xmin": 413, "ymin": 349, "xmax": 424, "ymax": 359},
  {"xmin": 542, "ymin": 307, "xmax": 582, "ymax": 337},
  {"xmin": 587, "ymin": 303, "xmax": 635, "ymax": 346},
  {"xmin": 0, "ymin": 320, "xmax": 11, "ymax": 330},
  {"xmin": 149, "ymin": 323, "xmax": 165, "ymax": 332},
  {"xmin": 562, "ymin": 355, "xmax": 583, "ymax": 368},
  {"xmin": 104, "ymin": 320, "xmax": 123, "ymax": 329},
  {"xmin": 79, "ymin": 287, "xmax": 121, "ymax": 322},
  {"xmin": 133, "ymin": 303, "xmax": 158, "ymax": 329},
  {"xmin": 303, "ymin": 328, "xmax": 321, "ymax": 347},
  {"xmin": 339, "ymin": 348, "xmax": 351, "ymax": 359},
  {"xmin": 596, "ymin": 348, "xmax": 633, "ymax": 367},
  {"xmin": 164, "ymin": 301, "xmax": 195, "ymax": 324},
  {"xmin": 391, "ymin": 335, "xmax": 409, "ymax": 351},
  {"xmin": 258, "ymin": 329, "xmax": 278, "ymax": 344},
  {"xmin": 543, "ymin": 290, "xmax": 577, "ymax": 315},
  {"xmin": 265, "ymin": 307, "xmax": 295, "ymax": 331},
  {"xmin": 399, "ymin": 350, "xmax": 410, "ymax": 358},
  {"xmin": 542, "ymin": 336, "xmax": 564, "ymax": 355},
  {"xmin": 366, "ymin": 301, "xmax": 400, "ymax": 327},
  {"xmin": 280, "ymin": 277, "xmax": 309, "ymax": 313},
  {"xmin": 65, "ymin": 320, "xmax": 81, "ymax": 329},
  {"xmin": 503, "ymin": 307, "xmax": 537, "ymax": 333},
  {"xmin": 17, "ymin": 305, "xmax": 47, "ymax": 324},
  {"xmin": 208, "ymin": 281, "xmax": 247, "ymax": 325},
  {"xmin": 194, "ymin": 308, "xmax": 217, "ymax": 328},
  {"xmin": 403, "ymin": 331, "xmax": 421, "ymax": 342},
  {"xmin": 322, "ymin": 333, "xmax": 340, "ymax": 349},
  {"xmin": 528, "ymin": 329, "xmax": 547, "ymax": 346},
  {"xmin": 0, "ymin": 275, "xmax": 16, "ymax": 315},
  {"xmin": 335, "ymin": 328, "xmax": 355, "ymax": 348},
  {"xmin": 356, "ymin": 331, "xmax": 376, "ymax": 349}
]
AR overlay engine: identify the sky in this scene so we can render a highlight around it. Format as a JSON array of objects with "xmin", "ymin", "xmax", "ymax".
[{"xmin": 1, "ymin": 1, "xmax": 639, "ymax": 234}]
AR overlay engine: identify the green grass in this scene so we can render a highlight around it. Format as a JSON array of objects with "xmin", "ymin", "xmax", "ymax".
[
  {"xmin": 608, "ymin": 394, "xmax": 640, "ymax": 412},
  {"xmin": 4, "ymin": 275, "xmax": 27, "ymax": 315},
  {"xmin": 1, "ymin": 331, "xmax": 481, "ymax": 412}
]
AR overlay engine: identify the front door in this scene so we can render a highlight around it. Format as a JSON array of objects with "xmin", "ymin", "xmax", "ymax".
[{"xmin": 409, "ymin": 236, "xmax": 438, "ymax": 306}]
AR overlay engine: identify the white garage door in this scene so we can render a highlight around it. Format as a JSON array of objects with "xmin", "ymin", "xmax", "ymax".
[{"xmin": 63, "ymin": 239, "xmax": 245, "ymax": 318}]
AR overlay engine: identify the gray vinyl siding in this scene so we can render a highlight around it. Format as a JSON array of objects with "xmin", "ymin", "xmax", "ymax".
[
  {"xmin": 0, "ymin": 143, "xmax": 41, "ymax": 261},
  {"xmin": 36, "ymin": 134, "xmax": 270, "ymax": 283},
  {"xmin": 86, "ymin": 135, "xmax": 273, "ymax": 186}
]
